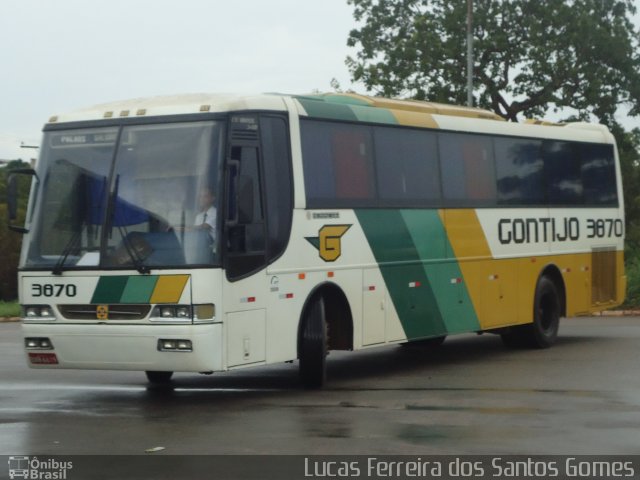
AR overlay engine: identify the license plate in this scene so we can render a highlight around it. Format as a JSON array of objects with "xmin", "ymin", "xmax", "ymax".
[{"xmin": 28, "ymin": 353, "xmax": 59, "ymax": 365}]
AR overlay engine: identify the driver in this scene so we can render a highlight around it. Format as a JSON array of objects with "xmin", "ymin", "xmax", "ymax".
[{"xmin": 193, "ymin": 187, "xmax": 216, "ymax": 241}]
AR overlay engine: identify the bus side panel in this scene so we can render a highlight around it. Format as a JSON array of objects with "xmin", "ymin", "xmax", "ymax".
[
  {"xmin": 355, "ymin": 209, "xmax": 481, "ymax": 341},
  {"xmin": 442, "ymin": 209, "xmax": 523, "ymax": 329}
]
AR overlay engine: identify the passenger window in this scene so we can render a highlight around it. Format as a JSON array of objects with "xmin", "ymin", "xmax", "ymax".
[
  {"xmin": 375, "ymin": 126, "xmax": 440, "ymax": 205},
  {"xmin": 581, "ymin": 143, "xmax": 617, "ymax": 206},
  {"xmin": 301, "ymin": 120, "xmax": 375, "ymax": 207},
  {"xmin": 439, "ymin": 133, "xmax": 496, "ymax": 205},
  {"xmin": 544, "ymin": 141, "xmax": 583, "ymax": 205},
  {"xmin": 495, "ymin": 138, "xmax": 544, "ymax": 205}
]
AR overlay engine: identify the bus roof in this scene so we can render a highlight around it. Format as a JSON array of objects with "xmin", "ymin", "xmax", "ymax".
[
  {"xmin": 46, "ymin": 92, "xmax": 613, "ymax": 143},
  {"xmin": 46, "ymin": 93, "xmax": 289, "ymax": 125}
]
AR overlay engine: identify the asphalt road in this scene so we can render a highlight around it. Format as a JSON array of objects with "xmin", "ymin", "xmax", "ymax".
[{"xmin": 1, "ymin": 317, "xmax": 639, "ymax": 455}]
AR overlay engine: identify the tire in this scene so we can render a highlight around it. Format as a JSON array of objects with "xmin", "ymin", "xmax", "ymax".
[
  {"xmin": 528, "ymin": 276, "xmax": 561, "ymax": 348},
  {"xmin": 145, "ymin": 371, "xmax": 174, "ymax": 384},
  {"xmin": 299, "ymin": 296, "xmax": 327, "ymax": 389},
  {"xmin": 501, "ymin": 276, "xmax": 561, "ymax": 349}
]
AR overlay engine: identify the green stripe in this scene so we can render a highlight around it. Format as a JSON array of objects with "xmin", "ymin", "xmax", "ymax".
[
  {"xmin": 321, "ymin": 94, "xmax": 371, "ymax": 106},
  {"xmin": 356, "ymin": 209, "xmax": 481, "ymax": 339},
  {"xmin": 356, "ymin": 210, "xmax": 446, "ymax": 339},
  {"xmin": 120, "ymin": 276, "xmax": 159, "ymax": 303},
  {"xmin": 401, "ymin": 211, "xmax": 481, "ymax": 334},
  {"xmin": 296, "ymin": 96, "xmax": 398, "ymax": 125},
  {"xmin": 351, "ymin": 105, "xmax": 398, "ymax": 125},
  {"xmin": 296, "ymin": 97, "xmax": 358, "ymax": 121},
  {"xmin": 91, "ymin": 276, "xmax": 129, "ymax": 304}
]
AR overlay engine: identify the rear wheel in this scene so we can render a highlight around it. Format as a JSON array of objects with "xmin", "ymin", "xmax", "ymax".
[
  {"xmin": 299, "ymin": 296, "xmax": 327, "ymax": 389},
  {"xmin": 501, "ymin": 276, "xmax": 561, "ymax": 349},
  {"xmin": 145, "ymin": 371, "xmax": 174, "ymax": 384}
]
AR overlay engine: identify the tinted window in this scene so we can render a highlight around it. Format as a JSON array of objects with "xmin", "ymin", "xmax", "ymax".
[
  {"xmin": 260, "ymin": 116, "xmax": 293, "ymax": 261},
  {"xmin": 301, "ymin": 120, "xmax": 375, "ymax": 207},
  {"xmin": 581, "ymin": 143, "xmax": 617, "ymax": 206},
  {"xmin": 544, "ymin": 141, "xmax": 583, "ymax": 205},
  {"xmin": 439, "ymin": 133, "xmax": 496, "ymax": 205},
  {"xmin": 495, "ymin": 138, "xmax": 544, "ymax": 205},
  {"xmin": 374, "ymin": 126, "xmax": 440, "ymax": 205}
]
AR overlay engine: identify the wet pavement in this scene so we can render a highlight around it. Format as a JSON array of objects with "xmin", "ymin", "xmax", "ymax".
[{"xmin": 1, "ymin": 317, "xmax": 639, "ymax": 455}]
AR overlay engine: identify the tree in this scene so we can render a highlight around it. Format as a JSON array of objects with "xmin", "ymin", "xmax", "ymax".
[{"xmin": 346, "ymin": 0, "xmax": 640, "ymax": 124}]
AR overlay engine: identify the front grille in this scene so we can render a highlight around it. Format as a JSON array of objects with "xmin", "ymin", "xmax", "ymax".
[{"xmin": 58, "ymin": 304, "xmax": 151, "ymax": 320}]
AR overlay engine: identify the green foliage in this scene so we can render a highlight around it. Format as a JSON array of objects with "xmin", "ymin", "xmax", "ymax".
[
  {"xmin": 0, "ymin": 300, "xmax": 20, "ymax": 318},
  {"xmin": 616, "ymin": 127, "xmax": 640, "ymax": 307},
  {"xmin": 0, "ymin": 161, "xmax": 31, "ymax": 301},
  {"xmin": 347, "ymin": 0, "xmax": 640, "ymax": 123}
]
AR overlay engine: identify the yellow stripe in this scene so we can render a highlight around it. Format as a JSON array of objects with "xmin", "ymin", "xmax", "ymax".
[
  {"xmin": 440, "ymin": 209, "xmax": 492, "ymax": 259},
  {"xmin": 440, "ymin": 209, "xmax": 499, "ymax": 328},
  {"xmin": 442, "ymin": 209, "xmax": 625, "ymax": 329},
  {"xmin": 150, "ymin": 275, "xmax": 189, "ymax": 304},
  {"xmin": 391, "ymin": 110, "xmax": 439, "ymax": 129}
]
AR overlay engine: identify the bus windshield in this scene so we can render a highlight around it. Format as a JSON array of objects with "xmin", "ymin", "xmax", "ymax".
[{"xmin": 24, "ymin": 120, "xmax": 225, "ymax": 270}]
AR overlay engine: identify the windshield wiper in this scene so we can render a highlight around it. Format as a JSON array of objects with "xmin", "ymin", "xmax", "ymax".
[
  {"xmin": 52, "ymin": 230, "xmax": 82, "ymax": 275},
  {"xmin": 117, "ymin": 227, "xmax": 151, "ymax": 274}
]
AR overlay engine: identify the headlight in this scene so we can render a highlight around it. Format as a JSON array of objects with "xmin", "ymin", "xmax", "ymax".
[
  {"xmin": 150, "ymin": 305, "xmax": 192, "ymax": 323},
  {"xmin": 25, "ymin": 337, "xmax": 54, "ymax": 350},
  {"xmin": 158, "ymin": 339, "xmax": 193, "ymax": 352},
  {"xmin": 22, "ymin": 305, "xmax": 56, "ymax": 321}
]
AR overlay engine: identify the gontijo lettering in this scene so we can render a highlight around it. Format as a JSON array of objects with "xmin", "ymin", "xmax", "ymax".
[{"xmin": 498, "ymin": 217, "xmax": 624, "ymax": 244}]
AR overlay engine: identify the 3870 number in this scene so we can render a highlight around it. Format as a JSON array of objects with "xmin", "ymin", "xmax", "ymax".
[
  {"xmin": 586, "ymin": 218, "xmax": 624, "ymax": 239},
  {"xmin": 31, "ymin": 284, "xmax": 77, "ymax": 297}
]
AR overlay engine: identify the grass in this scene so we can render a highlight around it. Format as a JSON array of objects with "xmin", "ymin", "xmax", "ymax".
[{"xmin": 0, "ymin": 300, "xmax": 20, "ymax": 318}]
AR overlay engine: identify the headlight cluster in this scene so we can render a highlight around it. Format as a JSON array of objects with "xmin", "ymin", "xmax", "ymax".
[
  {"xmin": 22, "ymin": 305, "xmax": 56, "ymax": 321},
  {"xmin": 157, "ymin": 339, "xmax": 193, "ymax": 352},
  {"xmin": 25, "ymin": 337, "xmax": 54, "ymax": 350},
  {"xmin": 151, "ymin": 305, "xmax": 192, "ymax": 321},
  {"xmin": 150, "ymin": 304, "xmax": 215, "ymax": 323}
]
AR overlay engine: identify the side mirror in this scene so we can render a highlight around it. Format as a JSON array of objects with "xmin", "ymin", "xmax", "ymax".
[
  {"xmin": 7, "ymin": 168, "xmax": 36, "ymax": 233},
  {"xmin": 7, "ymin": 174, "xmax": 18, "ymax": 221}
]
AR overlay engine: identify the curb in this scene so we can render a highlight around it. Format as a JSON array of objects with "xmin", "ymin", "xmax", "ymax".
[
  {"xmin": 594, "ymin": 310, "xmax": 640, "ymax": 317},
  {"xmin": 0, "ymin": 317, "xmax": 20, "ymax": 323}
]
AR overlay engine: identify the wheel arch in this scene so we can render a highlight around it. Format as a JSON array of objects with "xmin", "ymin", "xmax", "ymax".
[{"xmin": 297, "ymin": 282, "xmax": 354, "ymax": 357}]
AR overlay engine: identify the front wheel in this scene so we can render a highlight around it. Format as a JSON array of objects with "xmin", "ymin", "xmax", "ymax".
[
  {"xmin": 299, "ymin": 296, "xmax": 327, "ymax": 389},
  {"xmin": 501, "ymin": 276, "xmax": 561, "ymax": 349},
  {"xmin": 145, "ymin": 371, "xmax": 174, "ymax": 384}
]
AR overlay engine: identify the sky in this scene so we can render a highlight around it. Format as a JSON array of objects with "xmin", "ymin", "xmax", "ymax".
[
  {"xmin": 1, "ymin": 0, "xmax": 639, "ymax": 162},
  {"xmin": 0, "ymin": 0, "xmax": 363, "ymax": 161}
]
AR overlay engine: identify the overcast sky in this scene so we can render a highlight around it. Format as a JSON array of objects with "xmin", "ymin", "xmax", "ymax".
[
  {"xmin": 1, "ymin": 0, "xmax": 639, "ymax": 162},
  {"xmin": 0, "ymin": 0, "xmax": 363, "ymax": 160}
]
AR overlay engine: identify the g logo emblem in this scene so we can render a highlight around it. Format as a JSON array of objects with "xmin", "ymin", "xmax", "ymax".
[
  {"xmin": 306, "ymin": 225, "xmax": 351, "ymax": 262},
  {"xmin": 96, "ymin": 305, "xmax": 109, "ymax": 320}
]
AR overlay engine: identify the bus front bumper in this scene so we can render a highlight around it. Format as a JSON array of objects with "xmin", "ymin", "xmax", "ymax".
[{"xmin": 22, "ymin": 323, "xmax": 224, "ymax": 373}]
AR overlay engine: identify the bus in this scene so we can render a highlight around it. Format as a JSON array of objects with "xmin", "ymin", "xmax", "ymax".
[{"xmin": 9, "ymin": 93, "xmax": 625, "ymax": 388}]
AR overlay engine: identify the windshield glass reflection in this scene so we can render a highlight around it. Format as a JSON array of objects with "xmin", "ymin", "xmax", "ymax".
[{"xmin": 24, "ymin": 121, "xmax": 224, "ymax": 270}]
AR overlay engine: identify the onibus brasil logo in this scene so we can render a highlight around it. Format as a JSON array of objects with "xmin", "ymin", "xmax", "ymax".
[
  {"xmin": 305, "ymin": 225, "xmax": 351, "ymax": 262},
  {"xmin": 8, "ymin": 456, "xmax": 73, "ymax": 479}
]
